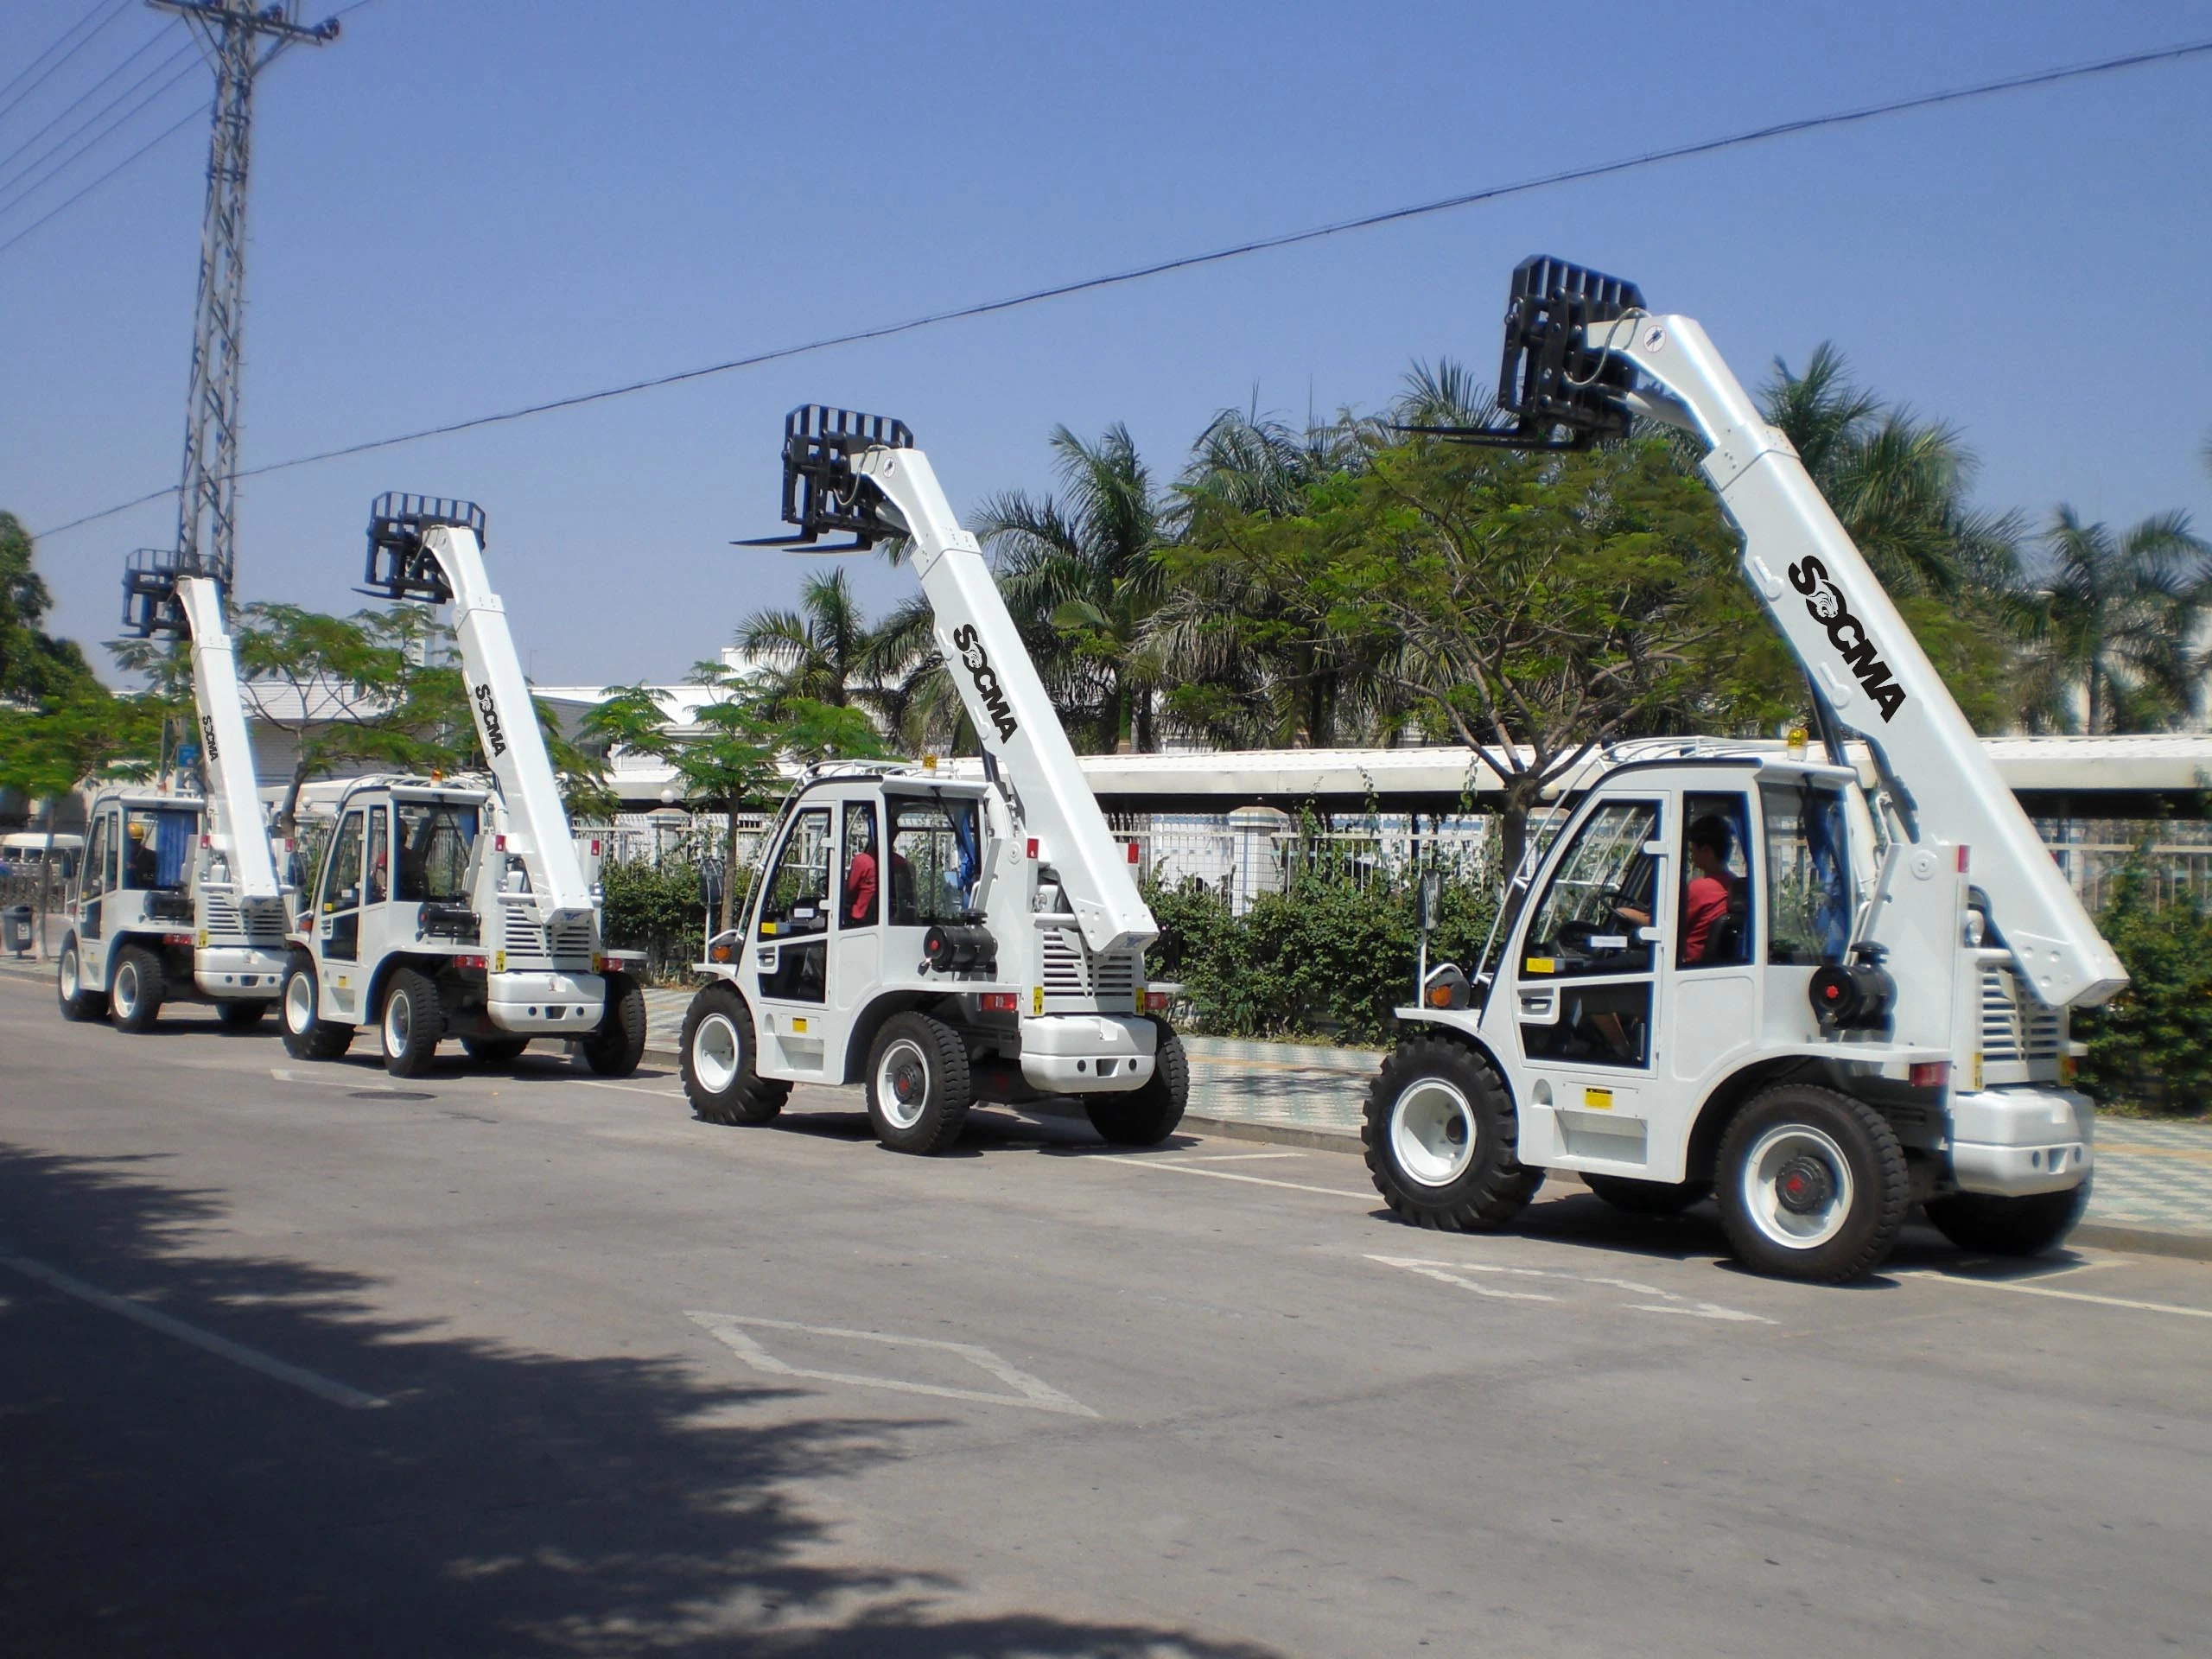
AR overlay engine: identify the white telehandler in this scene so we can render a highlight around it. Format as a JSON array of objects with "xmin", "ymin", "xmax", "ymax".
[
  {"xmin": 56, "ymin": 552, "xmax": 295, "ymax": 1031},
  {"xmin": 276, "ymin": 495, "xmax": 646, "ymax": 1078},
  {"xmin": 1363, "ymin": 257, "xmax": 2126, "ymax": 1281},
  {"xmin": 677, "ymin": 407, "xmax": 1187, "ymax": 1154}
]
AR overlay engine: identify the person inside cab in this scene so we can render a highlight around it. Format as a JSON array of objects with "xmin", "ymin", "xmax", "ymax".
[{"xmin": 1680, "ymin": 812, "xmax": 1747, "ymax": 965}]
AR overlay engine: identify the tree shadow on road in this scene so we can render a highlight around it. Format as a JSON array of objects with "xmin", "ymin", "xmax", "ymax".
[{"xmin": 0, "ymin": 1141, "xmax": 1280, "ymax": 1658}]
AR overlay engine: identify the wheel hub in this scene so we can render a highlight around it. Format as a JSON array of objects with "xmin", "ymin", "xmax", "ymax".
[
  {"xmin": 1776, "ymin": 1154, "xmax": 1832, "ymax": 1214},
  {"xmin": 891, "ymin": 1063, "xmax": 922, "ymax": 1103}
]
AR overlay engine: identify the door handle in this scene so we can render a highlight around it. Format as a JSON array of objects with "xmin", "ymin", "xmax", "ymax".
[{"xmin": 1517, "ymin": 986, "xmax": 1560, "ymax": 1024}]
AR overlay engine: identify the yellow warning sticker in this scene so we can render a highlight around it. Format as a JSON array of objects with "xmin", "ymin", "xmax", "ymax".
[
  {"xmin": 1033, "ymin": 986, "xmax": 1046, "ymax": 1015},
  {"xmin": 1524, "ymin": 957, "xmax": 1556, "ymax": 976},
  {"xmin": 1971, "ymin": 1052, "xmax": 1984, "ymax": 1091},
  {"xmin": 792, "ymin": 1017, "xmax": 808, "ymax": 1034},
  {"xmin": 1583, "ymin": 1086, "xmax": 1613, "ymax": 1111},
  {"xmin": 494, "ymin": 950, "xmax": 506, "ymax": 973}
]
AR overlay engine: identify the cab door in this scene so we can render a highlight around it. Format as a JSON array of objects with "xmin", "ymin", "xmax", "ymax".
[
  {"xmin": 319, "ymin": 808, "xmax": 367, "ymax": 966},
  {"xmin": 747, "ymin": 804, "xmax": 835, "ymax": 1077},
  {"xmin": 832, "ymin": 797, "xmax": 882, "ymax": 1037},
  {"xmin": 1508, "ymin": 795, "xmax": 1669, "ymax": 1173},
  {"xmin": 79, "ymin": 810, "xmax": 118, "ymax": 969}
]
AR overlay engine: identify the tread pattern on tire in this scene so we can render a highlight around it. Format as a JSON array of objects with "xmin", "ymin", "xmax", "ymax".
[
  {"xmin": 281, "ymin": 956, "xmax": 354, "ymax": 1061},
  {"xmin": 382, "ymin": 968, "xmax": 444, "ymax": 1077},
  {"xmin": 109, "ymin": 944, "xmax": 164, "ymax": 1033},
  {"xmin": 581, "ymin": 973, "xmax": 647, "ymax": 1077},
  {"xmin": 1715, "ymin": 1084, "xmax": 1908, "ymax": 1283},
  {"xmin": 1362, "ymin": 1033, "xmax": 1542, "ymax": 1231},
  {"xmin": 56, "ymin": 942, "xmax": 107, "ymax": 1022},
  {"xmin": 1084, "ymin": 1023, "xmax": 1189, "ymax": 1147},
  {"xmin": 867, "ymin": 1012, "xmax": 973, "ymax": 1155},
  {"xmin": 680, "ymin": 983, "xmax": 788, "ymax": 1126}
]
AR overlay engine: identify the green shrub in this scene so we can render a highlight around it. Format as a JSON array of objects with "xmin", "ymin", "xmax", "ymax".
[
  {"xmin": 601, "ymin": 857, "xmax": 710, "ymax": 982},
  {"xmin": 2075, "ymin": 862, "xmax": 2212, "ymax": 1116},
  {"xmin": 1145, "ymin": 861, "xmax": 1497, "ymax": 1045}
]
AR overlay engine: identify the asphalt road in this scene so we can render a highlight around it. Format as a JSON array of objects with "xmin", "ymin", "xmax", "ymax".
[{"xmin": 3, "ymin": 973, "xmax": 2209, "ymax": 1658}]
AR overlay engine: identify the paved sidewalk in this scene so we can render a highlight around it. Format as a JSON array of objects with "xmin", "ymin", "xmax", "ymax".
[{"xmin": 20, "ymin": 963, "xmax": 2208, "ymax": 1248}]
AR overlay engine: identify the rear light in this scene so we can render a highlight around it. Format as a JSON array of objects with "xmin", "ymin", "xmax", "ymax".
[
  {"xmin": 1125, "ymin": 841, "xmax": 1140, "ymax": 864},
  {"xmin": 495, "ymin": 834, "xmax": 507, "ymax": 852},
  {"xmin": 1909, "ymin": 1061, "xmax": 1950, "ymax": 1090},
  {"xmin": 164, "ymin": 932, "xmax": 194, "ymax": 946},
  {"xmin": 979, "ymin": 991, "xmax": 1019, "ymax": 1014},
  {"xmin": 2059, "ymin": 1052, "xmax": 2078, "ymax": 1084},
  {"xmin": 1144, "ymin": 989, "xmax": 1173, "ymax": 1014},
  {"xmin": 1956, "ymin": 846, "xmax": 1970, "ymax": 874},
  {"xmin": 591, "ymin": 839, "xmax": 601, "ymax": 855},
  {"xmin": 456, "ymin": 954, "xmax": 486, "ymax": 970},
  {"xmin": 1026, "ymin": 837, "xmax": 1038, "ymax": 860}
]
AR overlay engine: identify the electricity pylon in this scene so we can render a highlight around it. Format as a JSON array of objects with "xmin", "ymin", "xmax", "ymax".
[{"xmin": 152, "ymin": 0, "xmax": 339, "ymax": 594}]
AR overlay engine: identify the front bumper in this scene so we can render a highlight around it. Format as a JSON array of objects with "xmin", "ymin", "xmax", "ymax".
[
  {"xmin": 487, "ymin": 969, "xmax": 607, "ymax": 1035},
  {"xmin": 1948, "ymin": 1085, "xmax": 2094, "ymax": 1197},
  {"xmin": 1020, "ymin": 1014, "xmax": 1157, "ymax": 1094},
  {"xmin": 194, "ymin": 946, "xmax": 290, "ymax": 999}
]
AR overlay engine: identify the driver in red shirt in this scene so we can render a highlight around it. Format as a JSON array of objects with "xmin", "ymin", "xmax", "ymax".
[{"xmin": 1681, "ymin": 814, "xmax": 1742, "ymax": 963}]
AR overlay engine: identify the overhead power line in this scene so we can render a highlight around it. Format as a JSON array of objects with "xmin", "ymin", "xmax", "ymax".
[
  {"xmin": 0, "ymin": 42, "xmax": 202, "ymax": 219},
  {"xmin": 33, "ymin": 32, "xmax": 2212, "ymax": 543},
  {"xmin": 0, "ymin": 0, "xmax": 134, "ymax": 126},
  {"xmin": 0, "ymin": 19, "xmax": 185, "ymax": 185},
  {"xmin": 0, "ymin": 97, "xmax": 208, "ymax": 259}
]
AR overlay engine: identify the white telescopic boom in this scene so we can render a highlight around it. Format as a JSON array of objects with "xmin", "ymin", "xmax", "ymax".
[
  {"xmin": 855, "ymin": 445, "xmax": 1158, "ymax": 957},
  {"xmin": 176, "ymin": 575, "xmax": 282, "ymax": 906},
  {"xmin": 422, "ymin": 524, "xmax": 594, "ymax": 926},
  {"xmin": 1585, "ymin": 312, "xmax": 2126, "ymax": 1008}
]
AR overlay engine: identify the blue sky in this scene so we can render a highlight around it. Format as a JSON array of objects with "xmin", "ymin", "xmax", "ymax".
[{"xmin": 3, "ymin": 0, "xmax": 2208, "ymax": 687}]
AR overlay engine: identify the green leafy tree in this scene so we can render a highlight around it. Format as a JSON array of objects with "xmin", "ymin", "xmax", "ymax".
[
  {"xmin": 0, "ymin": 511, "xmax": 92, "ymax": 702},
  {"xmin": 734, "ymin": 567, "xmax": 877, "ymax": 713},
  {"xmin": 1176, "ymin": 432, "xmax": 1758, "ymax": 869}
]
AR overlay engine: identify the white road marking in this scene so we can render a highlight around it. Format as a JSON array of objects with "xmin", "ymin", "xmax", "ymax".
[
  {"xmin": 1894, "ymin": 1270, "xmax": 2212, "ymax": 1322},
  {"xmin": 0, "ymin": 1249, "xmax": 388, "ymax": 1409},
  {"xmin": 1184, "ymin": 1152, "xmax": 1306, "ymax": 1163},
  {"xmin": 1369, "ymin": 1254, "xmax": 1774, "ymax": 1325},
  {"xmin": 1094, "ymin": 1156, "xmax": 1374, "ymax": 1200},
  {"xmin": 267, "ymin": 1067, "xmax": 411, "ymax": 1094},
  {"xmin": 687, "ymin": 1313, "xmax": 1096, "ymax": 1417},
  {"xmin": 571, "ymin": 1078, "xmax": 688, "ymax": 1100}
]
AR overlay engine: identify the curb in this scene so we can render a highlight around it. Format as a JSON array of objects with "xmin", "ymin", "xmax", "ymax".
[{"xmin": 2068, "ymin": 1222, "xmax": 2212, "ymax": 1263}]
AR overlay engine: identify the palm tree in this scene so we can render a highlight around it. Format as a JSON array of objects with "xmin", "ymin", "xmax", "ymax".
[
  {"xmin": 1761, "ymin": 344, "xmax": 2021, "ymax": 600},
  {"xmin": 2014, "ymin": 507, "xmax": 2212, "ymax": 733},
  {"xmin": 734, "ymin": 568, "xmax": 876, "ymax": 713},
  {"xmin": 976, "ymin": 424, "xmax": 1170, "ymax": 753}
]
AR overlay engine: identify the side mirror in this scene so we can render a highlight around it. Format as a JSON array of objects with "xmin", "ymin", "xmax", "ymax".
[{"xmin": 1416, "ymin": 871, "xmax": 1442, "ymax": 932}]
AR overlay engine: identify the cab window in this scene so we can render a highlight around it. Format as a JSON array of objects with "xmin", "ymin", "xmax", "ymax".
[
  {"xmin": 1764, "ymin": 783, "xmax": 1853, "ymax": 965},
  {"xmin": 840, "ymin": 802, "xmax": 880, "ymax": 929},
  {"xmin": 365, "ymin": 806, "xmax": 391, "ymax": 905},
  {"xmin": 757, "ymin": 808, "xmax": 832, "ymax": 937},
  {"xmin": 1521, "ymin": 801, "xmax": 1658, "ymax": 978},
  {"xmin": 396, "ymin": 802, "xmax": 477, "ymax": 902},
  {"xmin": 887, "ymin": 797, "xmax": 982, "ymax": 927},
  {"xmin": 82, "ymin": 816, "xmax": 111, "ymax": 899},
  {"xmin": 122, "ymin": 807, "xmax": 196, "ymax": 891},
  {"xmin": 322, "ymin": 811, "xmax": 365, "ymax": 912},
  {"xmin": 1678, "ymin": 792, "xmax": 1752, "ymax": 969}
]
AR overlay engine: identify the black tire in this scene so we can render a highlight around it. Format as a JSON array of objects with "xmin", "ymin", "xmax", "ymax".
[
  {"xmin": 215, "ymin": 1000, "xmax": 269, "ymax": 1032},
  {"xmin": 280, "ymin": 954, "xmax": 354, "ymax": 1061},
  {"xmin": 379, "ymin": 968, "xmax": 444, "ymax": 1078},
  {"xmin": 461, "ymin": 1036, "xmax": 530, "ymax": 1067},
  {"xmin": 864, "ymin": 1011, "xmax": 973, "ymax": 1154},
  {"xmin": 579, "ymin": 971, "xmax": 647, "ymax": 1077},
  {"xmin": 1585, "ymin": 1173, "xmax": 1711, "ymax": 1217},
  {"xmin": 1084, "ymin": 1020, "xmax": 1189, "ymax": 1147},
  {"xmin": 1716, "ymin": 1084, "xmax": 1907, "ymax": 1282},
  {"xmin": 107, "ymin": 944, "xmax": 164, "ymax": 1033},
  {"xmin": 679, "ymin": 982, "xmax": 788, "ymax": 1126},
  {"xmin": 56, "ymin": 938, "xmax": 108, "ymax": 1022},
  {"xmin": 1363, "ymin": 1034, "xmax": 1543, "ymax": 1230},
  {"xmin": 1925, "ymin": 1179, "xmax": 2091, "ymax": 1258}
]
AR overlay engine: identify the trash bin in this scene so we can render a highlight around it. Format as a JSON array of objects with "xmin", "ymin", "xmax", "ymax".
[{"xmin": 2, "ymin": 905, "xmax": 31, "ymax": 957}]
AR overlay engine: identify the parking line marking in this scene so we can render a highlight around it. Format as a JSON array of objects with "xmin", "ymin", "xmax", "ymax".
[
  {"xmin": 0, "ymin": 1249, "xmax": 387, "ymax": 1409},
  {"xmin": 687, "ymin": 1313, "xmax": 1096, "ymax": 1417},
  {"xmin": 1367, "ymin": 1255, "xmax": 1557, "ymax": 1302},
  {"xmin": 1369, "ymin": 1254, "xmax": 1774, "ymax": 1325},
  {"xmin": 1094, "ymin": 1157, "xmax": 1374, "ymax": 1200},
  {"xmin": 1185, "ymin": 1152, "xmax": 1306, "ymax": 1163},
  {"xmin": 1895, "ymin": 1271, "xmax": 2212, "ymax": 1321},
  {"xmin": 572, "ymin": 1078, "xmax": 688, "ymax": 1100}
]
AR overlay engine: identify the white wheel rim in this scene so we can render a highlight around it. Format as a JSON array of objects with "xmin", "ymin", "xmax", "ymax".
[
  {"xmin": 694, "ymin": 1012, "xmax": 741, "ymax": 1093},
  {"xmin": 285, "ymin": 972, "xmax": 315, "ymax": 1033},
  {"xmin": 1740, "ymin": 1123, "xmax": 1855, "ymax": 1249},
  {"xmin": 875, "ymin": 1037, "xmax": 929, "ymax": 1130},
  {"xmin": 1391, "ymin": 1077, "xmax": 1477, "ymax": 1188},
  {"xmin": 60, "ymin": 948, "xmax": 78, "ymax": 999},
  {"xmin": 385, "ymin": 989, "xmax": 412, "ymax": 1056},
  {"xmin": 113, "ymin": 960, "xmax": 139, "ymax": 1018}
]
